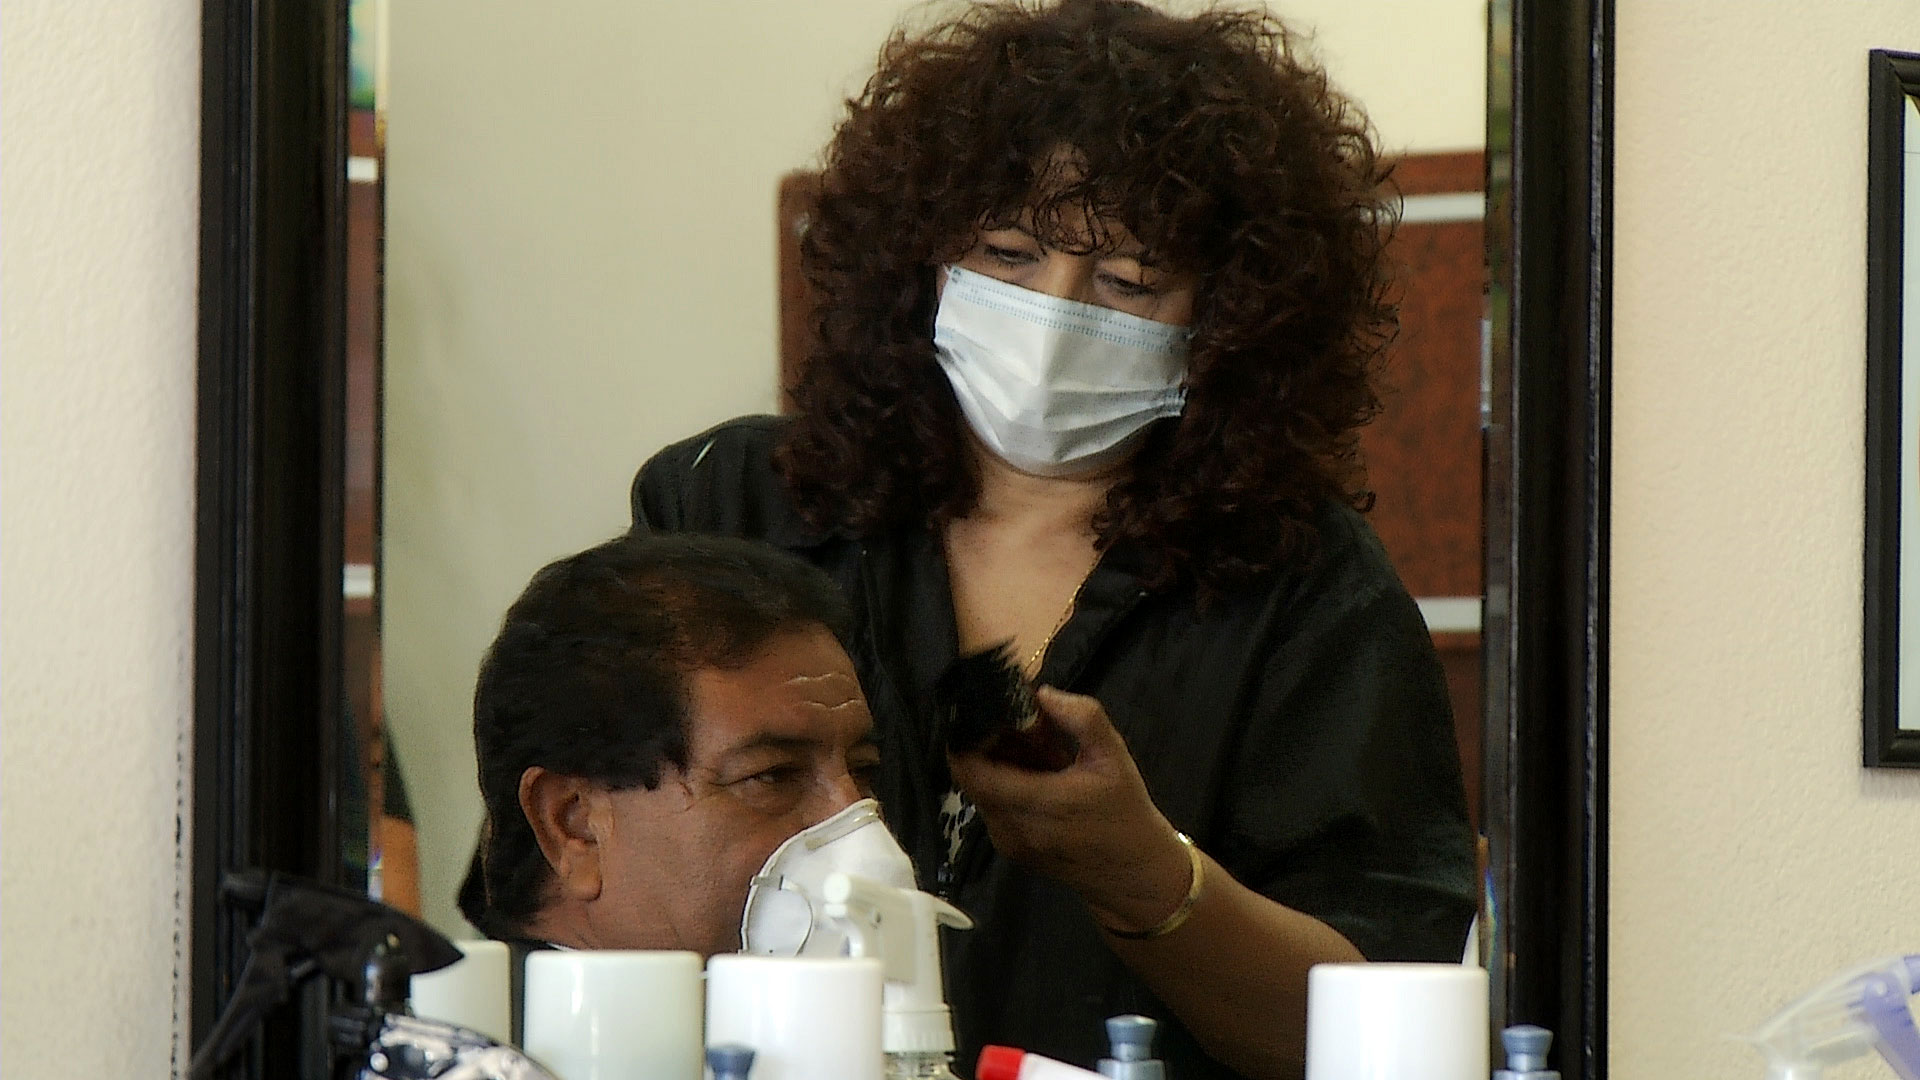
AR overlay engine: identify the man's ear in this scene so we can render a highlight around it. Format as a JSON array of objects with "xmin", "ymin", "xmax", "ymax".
[{"xmin": 518, "ymin": 767, "xmax": 607, "ymax": 903}]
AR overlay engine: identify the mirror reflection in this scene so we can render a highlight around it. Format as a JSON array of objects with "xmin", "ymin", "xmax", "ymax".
[{"xmin": 346, "ymin": 1, "xmax": 1490, "ymax": 1075}]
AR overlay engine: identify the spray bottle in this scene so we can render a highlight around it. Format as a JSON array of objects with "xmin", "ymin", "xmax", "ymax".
[
  {"xmin": 821, "ymin": 871, "xmax": 975, "ymax": 1079},
  {"xmin": 1745, "ymin": 953, "xmax": 1920, "ymax": 1080}
]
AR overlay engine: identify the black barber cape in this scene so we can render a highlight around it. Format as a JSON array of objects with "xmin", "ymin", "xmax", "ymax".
[{"xmin": 631, "ymin": 417, "xmax": 1475, "ymax": 1080}]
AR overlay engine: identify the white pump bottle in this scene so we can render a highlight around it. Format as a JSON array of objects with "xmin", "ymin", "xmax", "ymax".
[{"xmin": 821, "ymin": 872, "xmax": 975, "ymax": 1080}]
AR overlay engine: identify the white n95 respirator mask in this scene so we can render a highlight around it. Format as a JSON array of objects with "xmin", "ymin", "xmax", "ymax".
[
  {"xmin": 740, "ymin": 798, "xmax": 916, "ymax": 956},
  {"xmin": 933, "ymin": 265, "xmax": 1190, "ymax": 477}
]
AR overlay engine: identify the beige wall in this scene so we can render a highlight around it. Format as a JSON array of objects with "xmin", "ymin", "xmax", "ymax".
[
  {"xmin": 1271, "ymin": 0, "xmax": 1486, "ymax": 154},
  {"xmin": 1610, "ymin": 2, "xmax": 1920, "ymax": 1077},
  {"xmin": 0, "ymin": 0, "xmax": 200, "ymax": 1074},
  {"xmin": 381, "ymin": 0, "xmax": 1487, "ymax": 938}
]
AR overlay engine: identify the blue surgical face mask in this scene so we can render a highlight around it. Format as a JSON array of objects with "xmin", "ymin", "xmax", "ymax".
[{"xmin": 933, "ymin": 266, "xmax": 1190, "ymax": 477}]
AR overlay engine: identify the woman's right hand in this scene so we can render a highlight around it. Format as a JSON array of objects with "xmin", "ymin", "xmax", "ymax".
[{"xmin": 946, "ymin": 686, "xmax": 1195, "ymax": 934}]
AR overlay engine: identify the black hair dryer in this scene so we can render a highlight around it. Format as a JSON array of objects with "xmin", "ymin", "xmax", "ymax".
[{"xmin": 190, "ymin": 870, "xmax": 557, "ymax": 1080}]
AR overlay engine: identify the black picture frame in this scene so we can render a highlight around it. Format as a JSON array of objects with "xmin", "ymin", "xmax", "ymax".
[
  {"xmin": 1864, "ymin": 48, "xmax": 1920, "ymax": 770},
  {"xmin": 187, "ymin": 1, "xmax": 1613, "ymax": 1076}
]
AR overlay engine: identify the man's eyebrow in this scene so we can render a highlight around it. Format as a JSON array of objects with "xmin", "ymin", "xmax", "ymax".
[
  {"xmin": 714, "ymin": 734, "xmax": 818, "ymax": 759},
  {"xmin": 713, "ymin": 729, "xmax": 877, "ymax": 758}
]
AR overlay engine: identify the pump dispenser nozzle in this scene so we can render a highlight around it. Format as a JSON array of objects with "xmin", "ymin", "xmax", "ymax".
[
  {"xmin": 821, "ymin": 871, "xmax": 974, "ymax": 1056},
  {"xmin": 1493, "ymin": 1026, "xmax": 1557, "ymax": 1080},
  {"xmin": 1099, "ymin": 1015, "xmax": 1165, "ymax": 1080},
  {"xmin": 707, "ymin": 1043, "xmax": 757, "ymax": 1080}
]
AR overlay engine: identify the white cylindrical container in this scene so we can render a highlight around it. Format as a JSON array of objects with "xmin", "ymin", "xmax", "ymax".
[
  {"xmin": 706, "ymin": 954, "xmax": 885, "ymax": 1080},
  {"xmin": 408, "ymin": 940, "xmax": 512, "ymax": 1045},
  {"xmin": 1305, "ymin": 962, "xmax": 1488, "ymax": 1080},
  {"xmin": 522, "ymin": 949, "xmax": 704, "ymax": 1080}
]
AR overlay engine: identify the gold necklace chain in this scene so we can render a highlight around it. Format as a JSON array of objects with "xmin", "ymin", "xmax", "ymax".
[{"xmin": 1022, "ymin": 566, "xmax": 1097, "ymax": 676}]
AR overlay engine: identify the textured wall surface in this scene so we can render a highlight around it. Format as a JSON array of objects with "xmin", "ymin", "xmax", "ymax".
[
  {"xmin": 0, "ymin": 1, "xmax": 199, "ymax": 1074},
  {"xmin": 1610, "ymin": 3, "xmax": 1920, "ymax": 1077}
]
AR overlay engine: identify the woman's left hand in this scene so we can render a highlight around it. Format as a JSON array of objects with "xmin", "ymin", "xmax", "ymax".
[{"xmin": 946, "ymin": 685, "xmax": 1195, "ymax": 933}]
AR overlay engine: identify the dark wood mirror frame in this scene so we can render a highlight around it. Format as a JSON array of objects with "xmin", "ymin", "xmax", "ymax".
[
  {"xmin": 188, "ymin": 1, "xmax": 1610, "ymax": 1075},
  {"xmin": 1482, "ymin": 3, "xmax": 1612, "ymax": 1076},
  {"xmin": 192, "ymin": 2, "xmax": 350, "ymax": 1075}
]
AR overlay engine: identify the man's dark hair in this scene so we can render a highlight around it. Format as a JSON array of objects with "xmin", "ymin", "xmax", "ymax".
[{"xmin": 459, "ymin": 532, "xmax": 852, "ymax": 937}]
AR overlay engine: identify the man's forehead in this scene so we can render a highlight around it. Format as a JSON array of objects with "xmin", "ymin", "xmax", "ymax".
[
  {"xmin": 685, "ymin": 662, "xmax": 874, "ymax": 753},
  {"xmin": 776, "ymin": 670, "xmax": 865, "ymax": 708}
]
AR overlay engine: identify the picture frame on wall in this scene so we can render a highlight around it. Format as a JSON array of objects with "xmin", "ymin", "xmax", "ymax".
[{"xmin": 1862, "ymin": 48, "xmax": 1920, "ymax": 768}]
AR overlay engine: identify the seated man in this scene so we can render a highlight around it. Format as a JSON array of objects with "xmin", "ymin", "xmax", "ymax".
[{"xmin": 460, "ymin": 532, "xmax": 880, "ymax": 958}]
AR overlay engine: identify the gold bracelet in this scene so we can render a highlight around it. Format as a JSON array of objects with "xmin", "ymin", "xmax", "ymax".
[{"xmin": 1101, "ymin": 831, "xmax": 1204, "ymax": 941}]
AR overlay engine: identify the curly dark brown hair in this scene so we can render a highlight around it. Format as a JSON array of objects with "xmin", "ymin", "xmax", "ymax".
[{"xmin": 776, "ymin": 0, "xmax": 1397, "ymax": 593}]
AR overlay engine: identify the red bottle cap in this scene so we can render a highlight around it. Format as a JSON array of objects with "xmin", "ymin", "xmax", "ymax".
[{"xmin": 976, "ymin": 1045, "xmax": 1026, "ymax": 1080}]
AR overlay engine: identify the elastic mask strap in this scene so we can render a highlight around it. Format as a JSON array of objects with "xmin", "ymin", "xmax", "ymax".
[{"xmin": 742, "ymin": 875, "xmax": 815, "ymax": 955}]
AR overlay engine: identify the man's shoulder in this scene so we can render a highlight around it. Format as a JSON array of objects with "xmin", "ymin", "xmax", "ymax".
[
  {"xmin": 653, "ymin": 414, "xmax": 785, "ymax": 464},
  {"xmin": 631, "ymin": 415, "xmax": 822, "ymax": 546}
]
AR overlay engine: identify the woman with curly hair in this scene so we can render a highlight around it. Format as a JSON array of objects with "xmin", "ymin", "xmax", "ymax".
[{"xmin": 632, "ymin": 2, "xmax": 1474, "ymax": 1076}]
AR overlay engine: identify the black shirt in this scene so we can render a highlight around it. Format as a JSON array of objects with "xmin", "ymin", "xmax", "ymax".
[{"xmin": 631, "ymin": 416, "xmax": 1475, "ymax": 1079}]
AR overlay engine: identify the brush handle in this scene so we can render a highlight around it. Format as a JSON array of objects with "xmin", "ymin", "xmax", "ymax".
[{"xmin": 978, "ymin": 712, "xmax": 1078, "ymax": 771}]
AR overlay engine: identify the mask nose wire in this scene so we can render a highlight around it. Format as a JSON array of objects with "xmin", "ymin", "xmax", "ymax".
[{"xmin": 800, "ymin": 799, "xmax": 880, "ymax": 852}]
